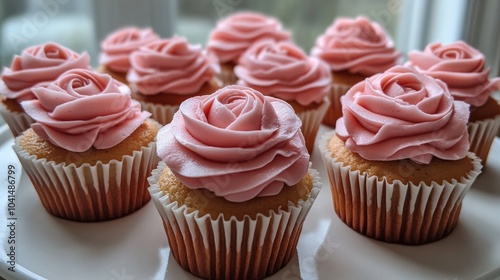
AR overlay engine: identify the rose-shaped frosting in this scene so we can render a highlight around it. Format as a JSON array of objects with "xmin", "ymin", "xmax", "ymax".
[
  {"xmin": 157, "ymin": 85, "xmax": 309, "ymax": 202},
  {"xmin": 336, "ymin": 65, "xmax": 470, "ymax": 164},
  {"xmin": 311, "ymin": 16, "xmax": 401, "ymax": 76},
  {"xmin": 99, "ymin": 27, "xmax": 160, "ymax": 73},
  {"xmin": 207, "ymin": 11, "xmax": 291, "ymax": 64},
  {"xmin": 235, "ymin": 40, "xmax": 331, "ymax": 106},
  {"xmin": 406, "ymin": 41, "xmax": 500, "ymax": 107},
  {"xmin": 127, "ymin": 36, "xmax": 219, "ymax": 95},
  {"xmin": 0, "ymin": 42, "xmax": 90, "ymax": 101},
  {"xmin": 21, "ymin": 69, "xmax": 151, "ymax": 152}
]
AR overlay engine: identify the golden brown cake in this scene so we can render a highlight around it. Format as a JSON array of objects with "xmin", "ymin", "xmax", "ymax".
[
  {"xmin": 18, "ymin": 119, "xmax": 158, "ymax": 167},
  {"xmin": 157, "ymin": 166, "xmax": 313, "ymax": 220}
]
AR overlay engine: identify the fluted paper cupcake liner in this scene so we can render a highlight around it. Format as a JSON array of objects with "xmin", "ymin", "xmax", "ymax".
[
  {"xmin": 319, "ymin": 131, "xmax": 482, "ymax": 245},
  {"xmin": 295, "ymin": 97, "xmax": 330, "ymax": 154},
  {"xmin": 322, "ymin": 83, "xmax": 352, "ymax": 127},
  {"xmin": 138, "ymin": 100, "xmax": 179, "ymax": 125},
  {"xmin": 0, "ymin": 103, "xmax": 34, "ymax": 137},
  {"xmin": 12, "ymin": 139, "xmax": 158, "ymax": 222},
  {"xmin": 467, "ymin": 114, "xmax": 500, "ymax": 165},
  {"xmin": 148, "ymin": 161, "xmax": 322, "ymax": 280}
]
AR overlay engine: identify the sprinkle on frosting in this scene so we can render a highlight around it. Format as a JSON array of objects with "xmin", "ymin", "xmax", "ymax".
[
  {"xmin": 0, "ymin": 42, "xmax": 90, "ymax": 101},
  {"xmin": 235, "ymin": 40, "xmax": 331, "ymax": 106},
  {"xmin": 406, "ymin": 41, "xmax": 500, "ymax": 107},
  {"xmin": 99, "ymin": 27, "xmax": 160, "ymax": 73},
  {"xmin": 311, "ymin": 16, "xmax": 401, "ymax": 76},
  {"xmin": 127, "ymin": 36, "xmax": 219, "ymax": 95},
  {"xmin": 21, "ymin": 69, "xmax": 151, "ymax": 152},
  {"xmin": 336, "ymin": 65, "xmax": 470, "ymax": 164},
  {"xmin": 207, "ymin": 11, "xmax": 291, "ymax": 64},
  {"xmin": 156, "ymin": 85, "xmax": 309, "ymax": 202}
]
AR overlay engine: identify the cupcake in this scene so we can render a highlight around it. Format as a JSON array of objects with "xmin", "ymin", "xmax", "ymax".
[
  {"xmin": 311, "ymin": 16, "xmax": 401, "ymax": 127},
  {"xmin": 0, "ymin": 42, "xmax": 90, "ymax": 137},
  {"xmin": 405, "ymin": 41, "xmax": 500, "ymax": 164},
  {"xmin": 97, "ymin": 26, "xmax": 160, "ymax": 84},
  {"xmin": 235, "ymin": 40, "xmax": 331, "ymax": 153},
  {"xmin": 319, "ymin": 66, "xmax": 482, "ymax": 245},
  {"xmin": 207, "ymin": 11, "xmax": 291, "ymax": 85},
  {"xmin": 127, "ymin": 36, "xmax": 221, "ymax": 125},
  {"xmin": 148, "ymin": 85, "xmax": 322, "ymax": 279},
  {"xmin": 13, "ymin": 69, "xmax": 159, "ymax": 222}
]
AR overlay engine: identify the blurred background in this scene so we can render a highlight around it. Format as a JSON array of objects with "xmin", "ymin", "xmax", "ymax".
[{"xmin": 0, "ymin": 0, "xmax": 499, "ymax": 124}]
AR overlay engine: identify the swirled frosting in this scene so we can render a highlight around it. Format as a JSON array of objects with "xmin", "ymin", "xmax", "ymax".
[
  {"xmin": 127, "ymin": 36, "xmax": 219, "ymax": 95},
  {"xmin": 0, "ymin": 42, "xmax": 90, "ymax": 101},
  {"xmin": 406, "ymin": 41, "xmax": 500, "ymax": 107},
  {"xmin": 235, "ymin": 40, "xmax": 331, "ymax": 106},
  {"xmin": 336, "ymin": 65, "xmax": 470, "ymax": 164},
  {"xmin": 156, "ymin": 85, "xmax": 309, "ymax": 202},
  {"xmin": 207, "ymin": 11, "xmax": 291, "ymax": 64},
  {"xmin": 99, "ymin": 27, "xmax": 160, "ymax": 73},
  {"xmin": 311, "ymin": 16, "xmax": 401, "ymax": 76},
  {"xmin": 21, "ymin": 69, "xmax": 151, "ymax": 152}
]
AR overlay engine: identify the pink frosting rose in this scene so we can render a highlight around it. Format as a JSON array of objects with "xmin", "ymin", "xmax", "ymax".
[
  {"xmin": 406, "ymin": 41, "xmax": 500, "ymax": 107},
  {"xmin": 99, "ymin": 27, "xmax": 160, "ymax": 73},
  {"xmin": 235, "ymin": 40, "xmax": 331, "ymax": 106},
  {"xmin": 207, "ymin": 11, "xmax": 291, "ymax": 64},
  {"xmin": 336, "ymin": 65, "xmax": 470, "ymax": 164},
  {"xmin": 21, "ymin": 69, "xmax": 151, "ymax": 152},
  {"xmin": 311, "ymin": 16, "xmax": 401, "ymax": 76},
  {"xmin": 156, "ymin": 85, "xmax": 309, "ymax": 202},
  {"xmin": 127, "ymin": 36, "xmax": 219, "ymax": 95},
  {"xmin": 0, "ymin": 42, "xmax": 90, "ymax": 101}
]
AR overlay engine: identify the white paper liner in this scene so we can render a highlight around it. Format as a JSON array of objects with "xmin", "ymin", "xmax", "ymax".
[
  {"xmin": 12, "ymin": 137, "xmax": 158, "ymax": 222},
  {"xmin": 138, "ymin": 100, "xmax": 179, "ymax": 125},
  {"xmin": 295, "ymin": 97, "xmax": 330, "ymax": 154},
  {"xmin": 319, "ymin": 130, "xmax": 482, "ymax": 245},
  {"xmin": 323, "ymin": 83, "xmax": 352, "ymax": 127},
  {"xmin": 148, "ymin": 161, "xmax": 322, "ymax": 280},
  {"xmin": 467, "ymin": 114, "xmax": 500, "ymax": 164},
  {"xmin": 0, "ymin": 102, "xmax": 34, "ymax": 137}
]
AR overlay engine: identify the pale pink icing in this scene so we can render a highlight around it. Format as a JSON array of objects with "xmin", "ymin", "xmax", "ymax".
[
  {"xmin": 311, "ymin": 16, "xmax": 401, "ymax": 76},
  {"xmin": 234, "ymin": 40, "xmax": 331, "ymax": 106},
  {"xmin": 156, "ymin": 85, "xmax": 309, "ymax": 202},
  {"xmin": 21, "ymin": 69, "xmax": 151, "ymax": 152},
  {"xmin": 207, "ymin": 11, "xmax": 291, "ymax": 64},
  {"xmin": 336, "ymin": 65, "xmax": 470, "ymax": 164},
  {"xmin": 127, "ymin": 36, "xmax": 219, "ymax": 95},
  {"xmin": 406, "ymin": 41, "xmax": 500, "ymax": 107},
  {"xmin": 0, "ymin": 42, "xmax": 90, "ymax": 101},
  {"xmin": 99, "ymin": 27, "xmax": 160, "ymax": 73}
]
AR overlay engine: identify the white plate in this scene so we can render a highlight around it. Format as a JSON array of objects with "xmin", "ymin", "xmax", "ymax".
[{"xmin": 1, "ymin": 124, "xmax": 500, "ymax": 280}]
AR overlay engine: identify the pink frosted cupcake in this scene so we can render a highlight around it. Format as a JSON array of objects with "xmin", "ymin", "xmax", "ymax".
[
  {"xmin": 405, "ymin": 41, "xmax": 500, "ymax": 164},
  {"xmin": 235, "ymin": 40, "xmax": 331, "ymax": 153},
  {"xmin": 13, "ymin": 69, "xmax": 159, "ymax": 222},
  {"xmin": 148, "ymin": 85, "xmax": 322, "ymax": 279},
  {"xmin": 127, "ymin": 36, "xmax": 221, "ymax": 125},
  {"xmin": 207, "ymin": 11, "xmax": 291, "ymax": 85},
  {"xmin": 0, "ymin": 42, "xmax": 90, "ymax": 136},
  {"xmin": 311, "ymin": 16, "xmax": 401, "ymax": 127},
  {"xmin": 98, "ymin": 26, "xmax": 160, "ymax": 84},
  {"xmin": 319, "ymin": 66, "xmax": 482, "ymax": 245}
]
